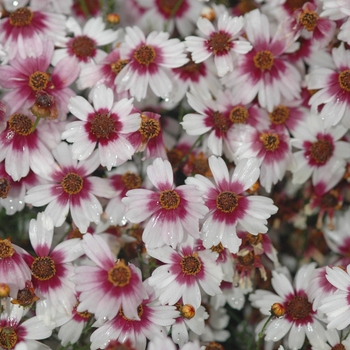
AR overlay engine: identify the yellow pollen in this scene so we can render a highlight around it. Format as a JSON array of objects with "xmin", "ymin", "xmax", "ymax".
[
  {"xmin": 121, "ymin": 172, "xmax": 142, "ymax": 190},
  {"xmin": 253, "ymin": 50, "xmax": 274, "ymax": 70},
  {"xmin": 180, "ymin": 253, "xmax": 202, "ymax": 275},
  {"xmin": 8, "ymin": 113, "xmax": 33, "ymax": 136},
  {"xmin": 159, "ymin": 190, "xmax": 180, "ymax": 210},
  {"xmin": 259, "ymin": 132, "xmax": 280, "ymax": 151},
  {"xmin": 229, "ymin": 106, "xmax": 249, "ymax": 124},
  {"xmin": 31, "ymin": 256, "xmax": 56, "ymax": 281},
  {"xmin": 29, "ymin": 71, "xmax": 50, "ymax": 91},
  {"xmin": 72, "ymin": 36, "xmax": 95, "ymax": 58},
  {"xmin": 0, "ymin": 239, "xmax": 14, "ymax": 259},
  {"xmin": 110, "ymin": 59, "xmax": 129, "ymax": 75},
  {"xmin": 119, "ymin": 304, "xmax": 143, "ymax": 320},
  {"xmin": 299, "ymin": 9, "xmax": 319, "ymax": 31},
  {"xmin": 61, "ymin": 173, "xmax": 84, "ymax": 195},
  {"xmin": 134, "ymin": 45, "xmax": 156, "ymax": 65},
  {"xmin": 90, "ymin": 112, "xmax": 115, "ymax": 139},
  {"xmin": 0, "ymin": 327, "xmax": 18, "ymax": 349},
  {"xmin": 108, "ymin": 260, "xmax": 131, "ymax": 287},
  {"xmin": 9, "ymin": 7, "xmax": 33, "ymax": 26},
  {"xmin": 205, "ymin": 342, "xmax": 225, "ymax": 350},
  {"xmin": 310, "ymin": 139, "xmax": 333, "ymax": 164},
  {"xmin": 339, "ymin": 70, "xmax": 350, "ymax": 92},
  {"xmin": 269, "ymin": 106, "xmax": 290, "ymax": 124},
  {"xmin": 208, "ymin": 32, "xmax": 231, "ymax": 55},
  {"xmin": 216, "ymin": 191, "xmax": 239, "ymax": 213},
  {"xmin": 211, "ymin": 242, "xmax": 225, "ymax": 253},
  {"xmin": 139, "ymin": 114, "xmax": 161, "ymax": 141}
]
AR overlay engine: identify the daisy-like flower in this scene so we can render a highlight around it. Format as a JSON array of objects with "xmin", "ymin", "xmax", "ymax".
[
  {"xmin": 290, "ymin": 113, "xmax": 350, "ymax": 185},
  {"xmin": 22, "ymin": 212, "xmax": 83, "ymax": 316},
  {"xmin": 223, "ymin": 9, "xmax": 301, "ymax": 112},
  {"xmin": 0, "ymin": 39, "xmax": 79, "ymax": 120},
  {"xmin": 122, "ymin": 157, "xmax": 208, "ymax": 248},
  {"xmin": 308, "ymin": 43, "xmax": 350, "ymax": 128},
  {"xmin": 148, "ymin": 337, "xmax": 203, "ymax": 350},
  {"xmin": 0, "ymin": 5, "xmax": 66, "ymax": 60},
  {"xmin": 62, "ymin": 84, "xmax": 140, "ymax": 170},
  {"xmin": 186, "ymin": 156, "xmax": 278, "ymax": 253},
  {"xmin": 0, "ymin": 238, "xmax": 31, "ymax": 298},
  {"xmin": 185, "ymin": 11, "xmax": 252, "ymax": 77},
  {"xmin": 90, "ymin": 282, "xmax": 179, "ymax": 350},
  {"xmin": 73, "ymin": 233, "xmax": 147, "ymax": 322},
  {"xmin": 24, "ymin": 142, "xmax": 113, "ymax": 233},
  {"xmin": 249, "ymin": 263, "xmax": 327, "ymax": 349},
  {"xmin": 115, "ymin": 26, "xmax": 189, "ymax": 101},
  {"xmin": 0, "ymin": 299, "xmax": 52, "ymax": 349},
  {"xmin": 147, "ymin": 238, "xmax": 223, "ymax": 309}
]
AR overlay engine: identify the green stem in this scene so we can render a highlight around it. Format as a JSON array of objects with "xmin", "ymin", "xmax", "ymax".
[
  {"xmin": 78, "ymin": 0, "xmax": 90, "ymax": 19},
  {"xmin": 343, "ymin": 328, "xmax": 350, "ymax": 340},
  {"xmin": 31, "ymin": 116, "xmax": 40, "ymax": 132},
  {"xmin": 164, "ymin": 0, "xmax": 184, "ymax": 32},
  {"xmin": 256, "ymin": 315, "xmax": 273, "ymax": 350}
]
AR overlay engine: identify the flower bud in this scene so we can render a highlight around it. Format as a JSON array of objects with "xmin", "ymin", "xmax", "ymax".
[{"xmin": 271, "ymin": 302, "xmax": 285, "ymax": 317}]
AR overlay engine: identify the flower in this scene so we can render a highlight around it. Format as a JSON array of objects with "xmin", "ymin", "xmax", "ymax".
[
  {"xmin": 186, "ymin": 156, "xmax": 278, "ymax": 253},
  {"xmin": 122, "ymin": 157, "xmax": 208, "ymax": 248}
]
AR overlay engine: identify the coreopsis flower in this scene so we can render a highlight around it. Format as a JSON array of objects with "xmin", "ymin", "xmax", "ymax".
[
  {"xmin": 308, "ymin": 43, "xmax": 350, "ymax": 128},
  {"xmin": 63, "ymin": 84, "xmax": 140, "ymax": 170},
  {"xmin": 24, "ymin": 142, "xmax": 113, "ymax": 232},
  {"xmin": 0, "ymin": 6, "xmax": 66, "ymax": 60},
  {"xmin": 73, "ymin": 233, "xmax": 147, "ymax": 322},
  {"xmin": 147, "ymin": 238, "xmax": 223, "ymax": 309},
  {"xmin": 185, "ymin": 11, "xmax": 252, "ymax": 77},
  {"xmin": 90, "ymin": 283, "xmax": 179, "ymax": 350},
  {"xmin": 52, "ymin": 16, "xmax": 119, "ymax": 67},
  {"xmin": 148, "ymin": 337, "xmax": 203, "ymax": 350},
  {"xmin": 249, "ymin": 263, "xmax": 327, "ymax": 349},
  {"xmin": 122, "ymin": 157, "xmax": 208, "ymax": 248},
  {"xmin": 290, "ymin": 113, "xmax": 350, "ymax": 185},
  {"xmin": 223, "ymin": 9, "xmax": 301, "ymax": 112},
  {"xmin": 0, "ymin": 238, "xmax": 31, "ymax": 298},
  {"xmin": 0, "ymin": 39, "xmax": 79, "ymax": 120},
  {"xmin": 186, "ymin": 156, "xmax": 278, "ymax": 253},
  {"xmin": 115, "ymin": 26, "xmax": 189, "ymax": 101}
]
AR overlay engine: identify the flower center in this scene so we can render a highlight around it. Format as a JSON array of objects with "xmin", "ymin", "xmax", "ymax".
[
  {"xmin": 339, "ymin": 70, "xmax": 350, "ymax": 92},
  {"xmin": 61, "ymin": 173, "xmax": 84, "ymax": 195},
  {"xmin": 29, "ymin": 71, "xmax": 50, "ymax": 91},
  {"xmin": 205, "ymin": 342, "xmax": 225, "ymax": 350},
  {"xmin": 230, "ymin": 106, "xmax": 248, "ymax": 124},
  {"xmin": 321, "ymin": 192, "xmax": 338, "ymax": 208},
  {"xmin": 238, "ymin": 251, "xmax": 255, "ymax": 266},
  {"xmin": 90, "ymin": 112, "xmax": 115, "ymax": 139},
  {"xmin": 0, "ymin": 178, "xmax": 10, "ymax": 199},
  {"xmin": 139, "ymin": 114, "xmax": 160, "ymax": 141},
  {"xmin": 253, "ymin": 50, "xmax": 274, "ymax": 70},
  {"xmin": 8, "ymin": 113, "xmax": 33, "ymax": 136},
  {"xmin": 211, "ymin": 242, "xmax": 225, "ymax": 253},
  {"xmin": 237, "ymin": 0, "xmax": 257, "ymax": 14},
  {"xmin": 0, "ymin": 327, "xmax": 17, "ymax": 349},
  {"xmin": 119, "ymin": 304, "xmax": 143, "ymax": 321},
  {"xmin": 213, "ymin": 111, "xmax": 230, "ymax": 132},
  {"xmin": 158, "ymin": 0, "xmax": 178, "ymax": 15},
  {"xmin": 0, "ymin": 239, "xmax": 14, "ymax": 259},
  {"xmin": 299, "ymin": 10, "xmax": 318, "ymax": 31},
  {"xmin": 286, "ymin": 295, "xmax": 312, "ymax": 320},
  {"xmin": 259, "ymin": 132, "xmax": 280, "ymax": 151},
  {"xmin": 72, "ymin": 36, "xmax": 95, "ymax": 58},
  {"xmin": 159, "ymin": 190, "xmax": 180, "ymax": 210},
  {"xmin": 12, "ymin": 283, "xmax": 39, "ymax": 307},
  {"xmin": 31, "ymin": 256, "xmax": 56, "ymax": 281},
  {"xmin": 9, "ymin": 7, "xmax": 33, "ymax": 26},
  {"xmin": 269, "ymin": 106, "xmax": 290, "ymax": 124},
  {"xmin": 108, "ymin": 260, "xmax": 131, "ymax": 287},
  {"xmin": 110, "ymin": 59, "xmax": 129, "ymax": 75},
  {"xmin": 192, "ymin": 156, "xmax": 210, "ymax": 176},
  {"xmin": 208, "ymin": 32, "xmax": 231, "ymax": 55},
  {"xmin": 310, "ymin": 139, "xmax": 333, "ymax": 164},
  {"xmin": 331, "ymin": 345, "xmax": 346, "ymax": 350},
  {"xmin": 216, "ymin": 191, "xmax": 239, "ymax": 213},
  {"xmin": 182, "ymin": 57, "xmax": 201, "ymax": 74},
  {"xmin": 122, "ymin": 172, "xmax": 142, "ymax": 189},
  {"xmin": 134, "ymin": 45, "xmax": 156, "ymax": 65},
  {"xmin": 180, "ymin": 253, "xmax": 202, "ymax": 275}
]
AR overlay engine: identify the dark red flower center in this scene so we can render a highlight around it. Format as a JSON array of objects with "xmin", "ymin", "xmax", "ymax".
[
  {"xmin": 208, "ymin": 32, "xmax": 231, "ymax": 55},
  {"xmin": 72, "ymin": 36, "xmax": 95, "ymax": 58},
  {"xmin": 159, "ymin": 190, "xmax": 180, "ymax": 210},
  {"xmin": 61, "ymin": 173, "xmax": 84, "ymax": 195},
  {"xmin": 31, "ymin": 256, "xmax": 56, "ymax": 281},
  {"xmin": 180, "ymin": 253, "xmax": 202, "ymax": 275},
  {"xmin": 286, "ymin": 295, "xmax": 312, "ymax": 320},
  {"xmin": 134, "ymin": 45, "xmax": 156, "ymax": 65},
  {"xmin": 90, "ymin": 112, "xmax": 115, "ymax": 139},
  {"xmin": 9, "ymin": 7, "xmax": 33, "ymax": 26},
  {"xmin": 216, "ymin": 191, "xmax": 239, "ymax": 213},
  {"xmin": 253, "ymin": 50, "xmax": 274, "ymax": 70},
  {"xmin": 269, "ymin": 106, "xmax": 290, "ymax": 124},
  {"xmin": 310, "ymin": 139, "xmax": 333, "ymax": 164}
]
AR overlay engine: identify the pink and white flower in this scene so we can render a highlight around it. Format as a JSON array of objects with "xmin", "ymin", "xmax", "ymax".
[
  {"xmin": 186, "ymin": 156, "xmax": 278, "ymax": 253},
  {"xmin": 122, "ymin": 157, "xmax": 208, "ymax": 248},
  {"xmin": 63, "ymin": 84, "xmax": 140, "ymax": 170}
]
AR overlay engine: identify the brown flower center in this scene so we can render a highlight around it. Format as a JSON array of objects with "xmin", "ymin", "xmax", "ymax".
[
  {"xmin": 139, "ymin": 114, "xmax": 160, "ymax": 141},
  {"xmin": 300, "ymin": 10, "xmax": 319, "ymax": 31},
  {"xmin": 182, "ymin": 57, "xmax": 201, "ymax": 74},
  {"xmin": 180, "ymin": 253, "xmax": 202, "ymax": 275},
  {"xmin": 90, "ymin": 112, "xmax": 115, "ymax": 139},
  {"xmin": 286, "ymin": 295, "xmax": 312, "ymax": 320},
  {"xmin": 0, "ymin": 327, "xmax": 18, "ymax": 349},
  {"xmin": 31, "ymin": 256, "xmax": 56, "ymax": 281},
  {"xmin": 61, "ymin": 173, "xmax": 84, "ymax": 195},
  {"xmin": 238, "ymin": 251, "xmax": 255, "ymax": 266},
  {"xmin": 119, "ymin": 304, "xmax": 143, "ymax": 321},
  {"xmin": 237, "ymin": 0, "xmax": 257, "ymax": 14},
  {"xmin": 208, "ymin": 32, "xmax": 231, "ymax": 55},
  {"xmin": 211, "ymin": 242, "xmax": 225, "ymax": 253},
  {"xmin": 339, "ymin": 70, "xmax": 350, "ymax": 92},
  {"xmin": 9, "ymin": 7, "xmax": 33, "ymax": 26},
  {"xmin": 110, "ymin": 59, "xmax": 129, "ymax": 75},
  {"xmin": 0, "ymin": 178, "xmax": 10, "ymax": 199},
  {"xmin": 108, "ymin": 260, "xmax": 131, "ymax": 287},
  {"xmin": 216, "ymin": 191, "xmax": 239, "ymax": 213},
  {"xmin": 192, "ymin": 157, "xmax": 210, "ymax": 176},
  {"xmin": 332, "ymin": 345, "xmax": 346, "ymax": 350},
  {"xmin": 205, "ymin": 342, "xmax": 224, "ymax": 350},
  {"xmin": 8, "ymin": 113, "xmax": 33, "ymax": 136},
  {"xmin": 230, "ymin": 106, "xmax": 248, "ymax": 124},
  {"xmin": 29, "ymin": 71, "xmax": 50, "ymax": 91},
  {"xmin": 269, "ymin": 106, "xmax": 290, "ymax": 124},
  {"xmin": 321, "ymin": 192, "xmax": 338, "ymax": 208},
  {"xmin": 253, "ymin": 50, "xmax": 274, "ymax": 70},
  {"xmin": 0, "ymin": 239, "xmax": 14, "ymax": 259},
  {"xmin": 12, "ymin": 284, "xmax": 39, "ymax": 307},
  {"xmin": 159, "ymin": 190, "xmax": 180, "ymax": 210},
  {"xmin": 122, "ymin": 172, "xmax": 142, "ymax": 190},
  {"xmin": 259, "ymin": 132, "xmax": 280, "ymax": 151},
  {"xmin": 159, "ymin": 0, "xmax": 178, "ymax": 15},
  {"xmin": 213, "ymin": 111, "xmax": 230, "ymax": 132},
  {"xmin": 72, "ymin": 36, "xmax": 95, "ymax": 58},
  {"xmin": 134, "ymin": 45, "xmax": 156, "ymax": 65},
  {"xmin": 310, "ymin": 139, "xmax": 333, "ymax": 164}
]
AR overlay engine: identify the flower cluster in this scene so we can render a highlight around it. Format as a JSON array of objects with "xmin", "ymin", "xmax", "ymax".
[{"xmin": 1, "ymin": 0, "xmax": 350, "ymax": 350}]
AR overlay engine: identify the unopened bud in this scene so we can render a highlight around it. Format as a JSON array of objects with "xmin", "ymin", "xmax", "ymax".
[
  {"xmin": 180, "ymin": 304, "xmax": 195, "ymax": 319},
  {"xmin": 201, "ymin": 6, "xmax": 216, "ymax": 21},
  {"xmin": 271, "ymin": 302, "xmax": 285, "ymax": 317},
  {"xmin": 107, "ymin": 13, "xmax": 120, "ymax": 24},
  {"xmin": 0, "ymin": 283, "xmax": 10, "ymax": 297}
]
